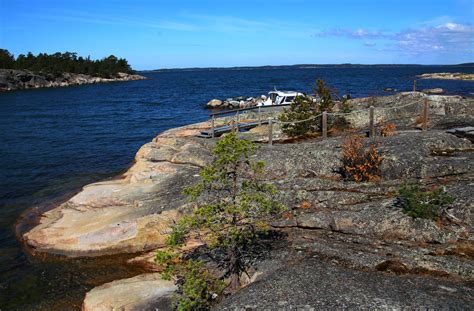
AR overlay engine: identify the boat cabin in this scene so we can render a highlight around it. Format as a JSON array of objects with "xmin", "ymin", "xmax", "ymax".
[{"xmin": 258, "ymin": 91, "xmax": 303, "ymax": 106}]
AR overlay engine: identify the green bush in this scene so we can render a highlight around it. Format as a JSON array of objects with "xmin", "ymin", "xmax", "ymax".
[
  {"xmin": 155, "ymin": 250, "xmax": 225, "ymax": 311},
  {"xmin": 176, "ymin": 260, "xmax": 226, "ymax": 311},
  {"xmin": 398, "ymin": 183, "xmax": 454, "ymax": 220}
]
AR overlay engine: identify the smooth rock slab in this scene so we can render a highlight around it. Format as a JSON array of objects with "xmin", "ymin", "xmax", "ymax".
[
  {"xmin": 218, "ymin": 257, "xmax": 474, "ymax": 310},
  {"xmin": 83, "ymin": 273, "xmax": 176, "ymax": 311},
  {"xmin": 23, "ymin": 123, "xmax": 212, "ymax": 257}
]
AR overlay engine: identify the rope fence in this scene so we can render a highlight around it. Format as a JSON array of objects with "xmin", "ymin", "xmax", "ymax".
[{"xmin": 208, "ymin": 97, "xmax": 431, "ymax": 145}]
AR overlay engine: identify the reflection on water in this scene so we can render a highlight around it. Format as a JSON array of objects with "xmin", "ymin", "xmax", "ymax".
[{"xmin": 1, "ymin": 252, "xmax": 146, "ymax": 310}]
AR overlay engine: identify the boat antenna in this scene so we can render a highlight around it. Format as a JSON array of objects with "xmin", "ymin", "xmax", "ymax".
[{"xmin": 274, "ymin": 86, "xmax": 277, "ymax": 91}]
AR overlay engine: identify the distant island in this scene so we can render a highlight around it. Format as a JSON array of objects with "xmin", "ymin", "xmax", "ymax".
[
  {"xmin": 149, "ymin": 62, "xmax": 474, "ymax": 73},
  {"xmin": 0, "ymin": 49, "xmax": 145, "ymax": 92}
]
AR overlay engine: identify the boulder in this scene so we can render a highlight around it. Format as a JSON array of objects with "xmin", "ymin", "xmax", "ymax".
[
  {"xmin": 83, "ymin": 273, "xmax": 176, "ymax": 311},
  {"xmin": 227, "ymin": 100, "xmax": 240, "ymax": 108},
  {"xmin": 446, "ymin": 126, "xmax": 474, "ymax": 142},
  {"xmin": 27, "ymin": 75, "xmax": 48, "ymax": 88},
  {"xmin": 422, "ymin": 88, "xmax": 444, "ymax": 94},
  {"xmin": 206, "ymin": 99, "xmax": 223, "ymax": 108}
]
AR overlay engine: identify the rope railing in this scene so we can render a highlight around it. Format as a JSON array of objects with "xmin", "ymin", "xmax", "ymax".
[
  {"xmin": 207, "ymin": 97, "xmax": 431, "ymax": 144},
  {"xmin": 274, "ymin": 113, "xmax": 323, "ymax": 125}
]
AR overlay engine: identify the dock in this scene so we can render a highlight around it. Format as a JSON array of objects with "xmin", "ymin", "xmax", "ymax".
[
  {"xmin": 198, "ymin": 104, "xmax": 290, "ymax": 138},
  {"xmin": 197, "ymin": 120, "xmax": 270, "ymax": 138}
]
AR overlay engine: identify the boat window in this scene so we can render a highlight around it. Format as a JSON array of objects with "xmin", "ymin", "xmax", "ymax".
[
  {"xmin": 285, "ymin": 96, "xmax": 295, "ymax": 102},
  {"xmin": 270, "ymin": 93, "xmax": 277, "ymax": 103}
]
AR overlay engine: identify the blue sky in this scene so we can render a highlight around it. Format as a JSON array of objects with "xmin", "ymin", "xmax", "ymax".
[{"xmin": 1, "ymin": 0, "xmax": 473, "ymax": 69}]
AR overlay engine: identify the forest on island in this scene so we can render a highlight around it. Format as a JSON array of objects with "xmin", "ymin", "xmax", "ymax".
[{"xmin": 0, "ymin": 49, "xmax": 134, "ymax": 77}]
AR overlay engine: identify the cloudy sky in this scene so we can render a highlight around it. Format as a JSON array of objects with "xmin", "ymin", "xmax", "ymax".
[{"xmin": 1, "ymin": 0, "xmax": 473, "ymax": 69}]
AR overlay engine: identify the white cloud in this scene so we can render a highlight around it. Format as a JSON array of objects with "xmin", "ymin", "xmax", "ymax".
[
  {"xmin": 314, "ymin": 28, "xmax": 389, "ymax": 39},
  {"xmin": 394, "ymin": 23, "xmax": 474, "ymax": 54},
  {"xmin": 314, "ymin": 22, "xmax": 474, "ymax": 55}
]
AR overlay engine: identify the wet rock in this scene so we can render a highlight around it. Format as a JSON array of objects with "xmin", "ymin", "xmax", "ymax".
[{"xmin": 83, "ymin": 273, "xmax": 176, "ymax": 311}]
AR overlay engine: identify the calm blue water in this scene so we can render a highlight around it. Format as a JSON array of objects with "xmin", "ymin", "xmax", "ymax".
[{"xmin": 0, "ymin": 66, "xmax": 473, "ymax": 309}]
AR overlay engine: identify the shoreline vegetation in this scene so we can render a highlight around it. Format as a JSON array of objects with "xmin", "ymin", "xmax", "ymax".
[{"xmin": 0, "ymin": 49, "xmax": 146, "ymax": 91}]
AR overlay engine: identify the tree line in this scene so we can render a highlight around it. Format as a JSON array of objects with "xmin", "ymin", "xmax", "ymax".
[{"xmin": 0, "ymin": 49, "xmax": 134, "ymax": 77}]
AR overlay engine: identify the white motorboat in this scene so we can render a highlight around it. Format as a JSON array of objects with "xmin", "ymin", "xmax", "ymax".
[{"xmin": 257, "ymin": 90, "xmax": 303, "ymax": 107}]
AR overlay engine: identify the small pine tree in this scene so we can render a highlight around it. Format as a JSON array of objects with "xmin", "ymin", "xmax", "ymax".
[
  {"xmin": 316, "ymin": 79, "xmax": 334, "ymax": 112},
  {"xmin": 279, "ymin": 79, "xmax": 337, "ymax": 137},
  {"xmin": 156, "ymin": 132, "xmax": 286, "ymax": 310},
  {"xmin": 341, "ymin": 96, "xmax": 351, "ymax": 113},
  {"xmin": 278, "ymin": 94, "xmax": 316, "ymax": 136},
  {"xmin": 397, "ymin": 183, "xmax": 454, "ymax": 220}
]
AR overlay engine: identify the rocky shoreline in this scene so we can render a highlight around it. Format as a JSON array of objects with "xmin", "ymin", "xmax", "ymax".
[
  {"xmin": 20, "ymin": 92, "xmax": 474, "ymax": 310},
  {"xmin": 417, "ymin": 72, "xmax": 474, "ymax": 81},
  {"xmin": 206, "ymin": 95, "xmax": 269, "ymax": 109},
  {"xmin": 0, "ymin": 69, "xmax": 146, "ymax": 92}
]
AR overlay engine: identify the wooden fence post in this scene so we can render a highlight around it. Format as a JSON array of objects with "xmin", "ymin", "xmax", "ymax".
[
  {"xmin": 413, "ymin": 79, "xmax": 417, "ymax": 92},
  {"xmin": 268, "ymin": 118, "xmax": 273, "ymax": 146},
  {"xmin": 322, "ymin": 111, "xmax": 327, "ymax": 139},
  {"xmin": 258, "ymin": 106, "xmax": 262, "ymax": 125},
  {"xmin": 211, "ymin": 115, "xmax": 215, "ymax": 138},
  {"xmin": 369, "ymin": 106, "xmax": 375, "ymax": 138},
  {"xmin": 423, "ymin": 99, "xmax": 429, "ymax": 131}
]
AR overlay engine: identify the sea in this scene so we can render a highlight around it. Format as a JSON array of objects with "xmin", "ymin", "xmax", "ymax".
[{"xmin": 1, "ymin": 66, "xmax": 473, "ymax": 309}]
